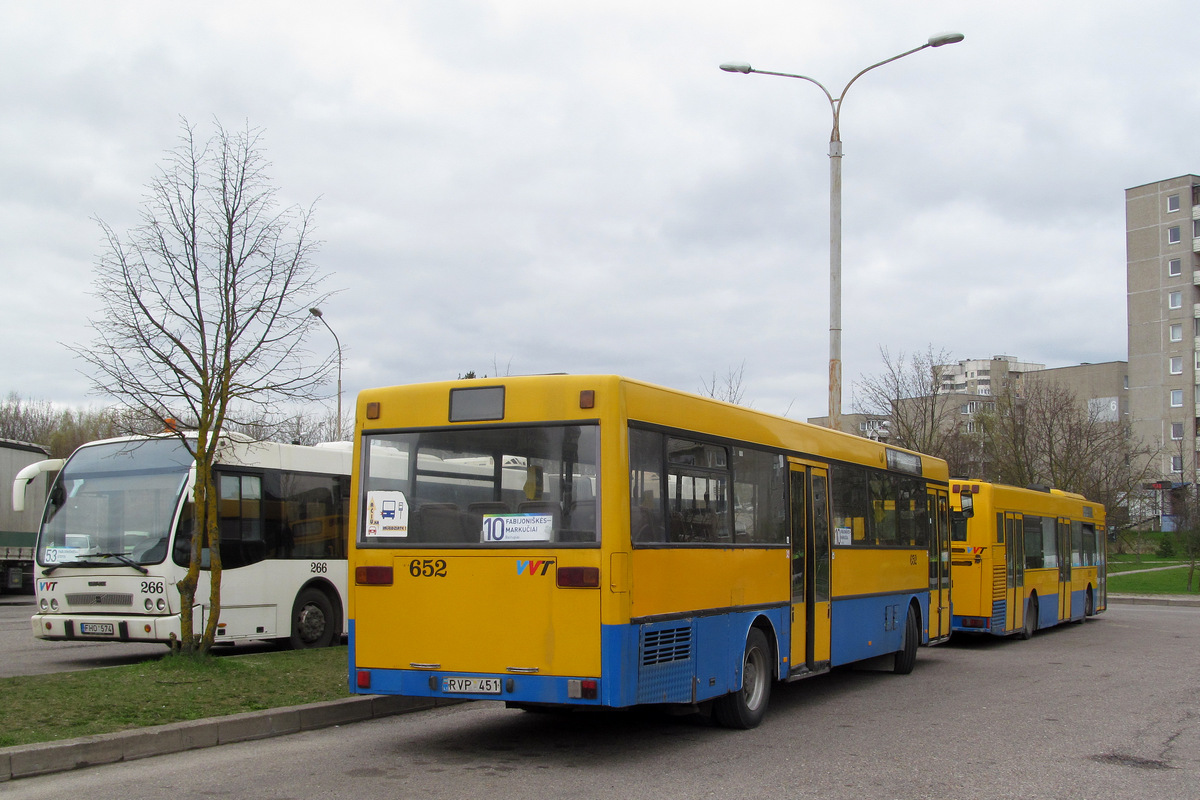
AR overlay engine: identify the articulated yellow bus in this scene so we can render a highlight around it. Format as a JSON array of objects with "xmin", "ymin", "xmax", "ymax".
[
  {"xmin": 349, "ymin": 375, "xmax": 951, "ymax": 728},
  {"xmin": 950, "ymin": 480, "xmax": 1106, "ymax": 638}
]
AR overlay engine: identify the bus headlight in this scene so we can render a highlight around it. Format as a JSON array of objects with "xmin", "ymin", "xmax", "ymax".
[
  {"xmin": 156, "ymin": 598, "xmax": 167, "ymax": 611},
  {"xmin": 39, "ymin": 598, "xmax": 48, "ymax": 611},
  {"xmin": 145, "ymin": 598, "xmax": 154, "ymax": 611},
  {"xmin": 50, "ymin": 598, "xmax": 59, "ymax": 611}
]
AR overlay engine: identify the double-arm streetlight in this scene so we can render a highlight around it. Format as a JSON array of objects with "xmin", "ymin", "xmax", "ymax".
[
  {"xmin": 309, "ymin": 307, "xmax": 344, "ymax": 441},
  {"xmin": 720, "ymin": 32, "xmax": 963, "ymax": 432}
]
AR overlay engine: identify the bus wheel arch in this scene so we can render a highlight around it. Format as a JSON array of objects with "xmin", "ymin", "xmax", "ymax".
[
  {"xmin": 1084, "ymin": 585, "xmax": 1095, "ymax": 617},
  {"xmin": 713, "ymin": 623, "xmax": 774, "ymax": 729},
  {"xmin": 289, "ymin": 580, "xmax": 342, "ymax": 649},
  {"xmin": 893, "ymin": 601, "xmax": 920, "ymax": 675}
]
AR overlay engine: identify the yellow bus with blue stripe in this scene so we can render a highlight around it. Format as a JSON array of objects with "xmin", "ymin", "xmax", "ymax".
[
  {"xmin": 949, "ymin": 480, "xmax": 1106, "ymax": 638},
  {"xmin": 349, "ymin": 375, "xmax": 951, "ymax": 728}
]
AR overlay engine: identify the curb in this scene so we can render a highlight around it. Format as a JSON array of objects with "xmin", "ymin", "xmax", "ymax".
[
  {"xmin": 1107, "ymin": 593, "xmax": 1200, "ymax": 607},
  {"xmin": 0, "ymin": 694, "xmax": 458, "ymax": 782}
]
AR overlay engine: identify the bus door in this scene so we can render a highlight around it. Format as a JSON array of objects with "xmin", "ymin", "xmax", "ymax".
[
  {"xmin": 1057, "ymin": 518, "xmax": 1072, "ymax": 622},
  {"xmin": 927, "ymin": 489, "xmax": 951, "ymax": 643},
  {"xmin": 1006, "ymin": 513, "xmax": 1024, "ymax": 633},
  {"xmin": 789, "ymin": 465, "xmax": 831, "ymax": 674}
]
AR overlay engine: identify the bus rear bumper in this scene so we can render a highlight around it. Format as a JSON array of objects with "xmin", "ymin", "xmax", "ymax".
[
  {"xmin": 350, "ymin": 667, "xmax": 605, "ymax": 706},
  {"xmin": 951, "ymin": 615, "xmax": 994, "ymax": 634}
]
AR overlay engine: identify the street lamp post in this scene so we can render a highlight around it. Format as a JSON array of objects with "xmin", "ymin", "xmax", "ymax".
[
  {"xmin": 720, "ymin": 33, "xmax": 963, "ymax": 433},
  {"xmin": 309, "ymin": 307, "xmax": 344, "ymax": 441}
]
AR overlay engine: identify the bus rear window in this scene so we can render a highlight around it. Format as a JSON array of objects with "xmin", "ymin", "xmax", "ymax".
[{"xmin": 359, "ymin": 424, "xmax": 599, "ymax": 547}]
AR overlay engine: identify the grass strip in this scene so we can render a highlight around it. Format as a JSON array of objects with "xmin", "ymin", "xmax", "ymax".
[
  {"xmin": 1107, "ymin": 565, "xmax": 1200, "ymax": 595},
  {"xmin": 0, "ymin": 646, "xmax": 350, "ymax": 748}
]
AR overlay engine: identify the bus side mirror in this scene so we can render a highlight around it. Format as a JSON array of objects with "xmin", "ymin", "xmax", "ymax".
[
  {"xmin": 12, "ymin": 458, "xmax": 65, "ymax": 513},
  {"xmin": 959, "ymin": 493, "xmax": 974, "ymax": 518}
]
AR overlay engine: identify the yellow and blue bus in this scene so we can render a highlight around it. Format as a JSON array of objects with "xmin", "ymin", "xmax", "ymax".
[
  {"xmin": 949, "ymin": 480, "xmax": 1106, "ymax": 638},
  {"xmin": 349, "ymin": 375, "xmax": 951, "ymax": 728}
]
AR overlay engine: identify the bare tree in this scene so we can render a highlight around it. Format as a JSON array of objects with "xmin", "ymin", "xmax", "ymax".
[
  {"xmin": 853, "ymin": 345, "xmax": 957, "ymax": 457},
  {"xmin": 0, "ymin": 393, "xmax": 159, "ymax": 457},
  {"xmin": 700, "ymin": 362, "xmax": 748, "ymax": 406},
  {"xmin": 74, "ymin": 118, "xmax": 336, "ymax": 654},
  {"xmin": 975, "ymin": 379, "xmax": 1151, "ymax": 526}
]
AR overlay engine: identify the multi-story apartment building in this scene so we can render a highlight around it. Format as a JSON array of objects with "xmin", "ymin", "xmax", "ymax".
[
  {"xmin": 937, "ymin": 355, "xmax": 1044, "ymax": 397},
  {"xmin": 1126, "ymin": 175, "xmax": 1200, "ymax": 480}
]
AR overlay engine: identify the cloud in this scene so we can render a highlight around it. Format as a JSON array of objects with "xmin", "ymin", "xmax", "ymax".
[{"xmin": 1, "ymin": 1, "xmax": 1197, "ymax": 423}]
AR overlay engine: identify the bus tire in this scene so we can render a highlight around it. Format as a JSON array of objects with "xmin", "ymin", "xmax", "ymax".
[
  {"xmin": 290, "ymin": 587, "xmax": 337, "ymax": 649},
  {"xmin": 713, "ymin": 627, "xmax": 772, "ymax": 729},
  {"xmin": 1084, "ymin": 587, "xmax": 1095, "ymax": 617},
  {"xmin": 893, "ymin": 604, "xmax": 919, "ymax": 675},
  {"xmin": 1020, "ymin": 597, "xmax": 1038, "ymax": 640}
]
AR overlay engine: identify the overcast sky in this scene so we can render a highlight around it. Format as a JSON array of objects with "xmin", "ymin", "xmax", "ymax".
[{"xmin": 3, "ymin": 1, "xmax": 1197, "ymax": 423}]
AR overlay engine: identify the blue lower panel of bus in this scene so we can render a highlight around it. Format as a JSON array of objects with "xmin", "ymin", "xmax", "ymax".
[
  {"xmin": 828, "ymin": 593, "xmax": 926, "ymax": 666},
  {"xmin": 349, "ymin": 609, "xmax": 789, "ymax": 709}
]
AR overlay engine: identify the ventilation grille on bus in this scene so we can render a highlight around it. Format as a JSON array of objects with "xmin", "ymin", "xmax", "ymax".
[
  {"xmin": 66, "ymin": 593, "xmax": 133, "ymax": 607},
  {"xmin": 637, "ymin": 622, "xmax": 695, "ymax": 704},
  {"xmin": 992, "ymin": 561, "xmax": 1007, "ymax": 631},
  {"xmin": 641, "ymin": 625, "xmax": 693, "ymax": 666}
]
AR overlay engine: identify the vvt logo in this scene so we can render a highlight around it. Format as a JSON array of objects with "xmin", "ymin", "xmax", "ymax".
[
  {"xmin": 516, "ymin": 559, "xmax": 554, "ymax": 577},
  {"xmin": 37, "ymin": 580, "xmax": 58, "ymax": 592}
]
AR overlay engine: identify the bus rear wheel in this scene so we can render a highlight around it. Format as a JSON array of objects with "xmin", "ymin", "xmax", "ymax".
[
  {"xmin": 290, "ymin": 588, "xmax": 337, "ymax": 649},
  {"xmin": 893, "ymin": 604, "xmax": 919, "ymax": 675},
  {"xmin": 713, "ymin": 627, "xmax": 772, "ymax": 729},
  {"xmin": 1020, "ymin": 597, "xmax": 1038, "ymax": 640}
]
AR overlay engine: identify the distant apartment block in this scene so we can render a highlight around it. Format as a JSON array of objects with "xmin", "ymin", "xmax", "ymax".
[
  {"xmin": 1126, "ymin": 174, "xmax": 1200, "ymax": 480},
  {"xmin": 815, "ymin": 357, "xmax": 1126, "ymax": 439},
  {"xmin": 938, "ymin": 355, "xmax": 1045, "ymax": 396}
]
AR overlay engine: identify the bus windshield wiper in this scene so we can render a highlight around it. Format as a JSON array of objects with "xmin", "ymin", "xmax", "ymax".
[{"xmin": 89, "ymin": 553, "xmax": 150, "ymax": 574}]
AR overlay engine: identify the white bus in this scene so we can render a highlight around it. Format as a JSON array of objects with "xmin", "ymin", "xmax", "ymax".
[{"xmin": 14, "ymin": 432, "xmax": 351, "ymax": 648}]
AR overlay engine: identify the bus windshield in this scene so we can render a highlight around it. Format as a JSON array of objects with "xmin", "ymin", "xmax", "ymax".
[
  {"xmin": 360, "ymin": 424, "xmax": 599, "ymax": 546},
  {"xmin": 37, "ymin": 438, "xmax": 192, "ymax": 567}
]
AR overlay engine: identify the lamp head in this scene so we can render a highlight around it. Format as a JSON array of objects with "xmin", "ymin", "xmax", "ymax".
[
  {"xmin": 309, "ymin": 307, "xmax": 323, "ymax": 318},
  {"xmin": 928, "ymin": 32, "xmax": 964, "ymax": 47},
  {"xmin": 719, "ymin": 62, "xmax": 753, "ymax": 74}
]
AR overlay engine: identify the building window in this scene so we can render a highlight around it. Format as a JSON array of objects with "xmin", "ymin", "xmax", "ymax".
[
  {"xmin": 1194, "ymin": 219, "xmax": 1200, "ymax": 238},
  {"xmin": 1172, "ymin": 455, "xmax": 1184, "ymax": 473},
  {"xmin": 1170, "ymin": 291, "xmax": 1183, "ymax": 309},
  {"xmin": 1170, "ymin": 323, "xmax": 1183, "ymax": 342},
  {"xmin": 1172, "ymin": 422, "xmax": 1185, "ymax": 440},
  {"xmin": 1168, "ymin": 194, "xmax": 1181, "ymax": 212},
  {"xmin": 1171, "ymin": 389, "xmax": 1184, "ymax": 407},
  {"xmin": 1169, "ymin": 226, "xmax": 1181, "ymax": 245},
  {"xmin": 1169, "ymin": 258, "xmax": 1183, "ymax": 277},
  {"xmin": 1171, "ymin": 357, "xmax": 1184, "ymax": 374}
]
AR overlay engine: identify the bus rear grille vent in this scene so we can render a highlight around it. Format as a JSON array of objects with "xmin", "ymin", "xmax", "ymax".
[
  {"xmin": 66, "ymin": 593, "xmax": 133, "ymax": 607},
  {"xmin": 641, "ymin": 625, "xmax": 692, "ymax": 666}
]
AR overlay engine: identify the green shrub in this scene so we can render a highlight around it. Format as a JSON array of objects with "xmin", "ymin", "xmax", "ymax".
[{"xmin": 1157, "ymin": 535, "xmax": 1177, "ymax": 558}]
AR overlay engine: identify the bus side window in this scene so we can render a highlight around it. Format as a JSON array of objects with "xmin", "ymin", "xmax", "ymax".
[{"xmin": 629, "ymin": 428, "xmax": 666, "ymax": 544}]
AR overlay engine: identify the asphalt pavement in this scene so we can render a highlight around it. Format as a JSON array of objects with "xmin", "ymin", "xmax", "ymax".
[{"xmin": 2, "ymin": 592, "xmax": 1197, "ymax": 783}]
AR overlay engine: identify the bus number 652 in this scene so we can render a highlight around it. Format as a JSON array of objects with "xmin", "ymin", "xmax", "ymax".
[{"xmin": 409, "ymin": 559, "xmax": 448, "ymax": 578}]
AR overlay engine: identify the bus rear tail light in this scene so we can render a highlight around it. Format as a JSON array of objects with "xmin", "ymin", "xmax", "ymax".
[
  {"xmin": 357, "ymin": 670, "xmax": 371, "ymax": 689},
  {"xmin": 960, "ymin": 617, "xmax": 988, "ymax": 629},
  {"xmin": 557, "ymin": 567, "xmax": 600, "ymax": 588},
  {"xmin": 568, "ymin": 679, "xmax": 599, "ymax": 699},
  {"xmin": 356, "ymin": 566, "xmax": 394, "ymax": 585}
]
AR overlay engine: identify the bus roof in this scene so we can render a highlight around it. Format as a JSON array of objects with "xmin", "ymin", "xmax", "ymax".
[{"xmin": 359, "ymin": 374, "xmax": 950, "ymax": 482}]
